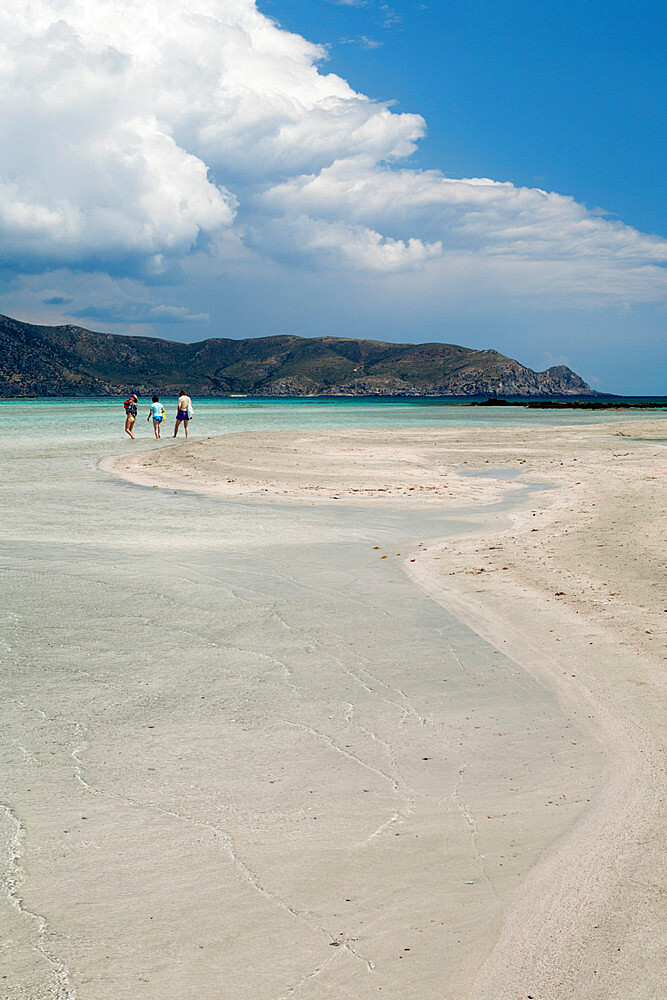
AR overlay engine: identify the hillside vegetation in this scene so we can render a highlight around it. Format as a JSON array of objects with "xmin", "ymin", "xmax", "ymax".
[{"xmin": 0, "ymin": 314, "xmax": 595, "ymax": 397}]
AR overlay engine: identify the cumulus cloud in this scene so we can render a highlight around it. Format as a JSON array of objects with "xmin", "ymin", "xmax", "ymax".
[
  {"xmin": 0, "ymin": 0, "xmax": 665, "ymax": 314},
  {"xmin": 0, "ymin": 9, "xmax": 237, "ymax": 268},
  {"xmin": 264, "ymin": 158, "xmax": 666, "ymax": 272},
  {"xmin": 0, "ymin": 1, "xmax": 425, "ymax": 270},
  {"xmin": 249, "ymin": 211, "xmax": 442, "ymax": 271}
]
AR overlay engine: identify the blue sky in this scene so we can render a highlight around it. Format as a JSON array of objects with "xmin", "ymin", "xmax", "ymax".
[
  {"xmin": 0, "ymin": 0, "xmax": 665, "ymax": 393},
  {"xmin": 260, "ymin": 0, "xmax": 666, "ymax": 237}
]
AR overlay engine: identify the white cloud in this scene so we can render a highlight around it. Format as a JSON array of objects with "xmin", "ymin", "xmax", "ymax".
[
  {"xmin": 0, "ymin": 0, "xmax": 664, "ymax": 315},
  {"xmin": 249, "ymin": 212, "xmax": 442, "ymax": 271},
  {"xmin": 1, "ymin": 269, "xmax": 209, "ymax": 329},
  {"xmin": 264, "ymin": 159, "xmax": 666, "ymax": 272},
  {"xmin": 340, "ymin": 35, "xmax": 383, "ymax": 50}
]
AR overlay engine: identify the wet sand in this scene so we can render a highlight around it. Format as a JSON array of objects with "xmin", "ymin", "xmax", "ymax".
[
  {"xmin": 2, "ymin": 493, "xmax": 598, "ymax": 1000},
  {"xmin": 107, "ymin": 417, "xmax": 667, "ymax": 999}
]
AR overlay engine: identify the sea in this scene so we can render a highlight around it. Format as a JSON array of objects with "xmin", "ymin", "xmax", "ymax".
[
  {"xmin": 5, "ymin": 393, "xmax": 667, "ymax": 448},
  {"xmin": 0, "ymin": 395, "xmax": 663, "ymax": 997}
]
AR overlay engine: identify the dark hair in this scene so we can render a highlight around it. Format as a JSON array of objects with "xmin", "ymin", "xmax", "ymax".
[
  {"xmin": 179, "ymin": 389, "xmax": 186, "ymax": 395},
  {"xmin": 152, "ymin": 395, "xmax": 159, "ymax": 402}
]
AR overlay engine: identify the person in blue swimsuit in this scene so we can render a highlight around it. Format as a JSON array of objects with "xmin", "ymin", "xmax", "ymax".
[
  {"xmin": 147, "ymin": 395, "xmax": 166, "ymax": 439},
  {"xmin": 174, "ymin": 389, "xmax": 192, "ymax": 438}
]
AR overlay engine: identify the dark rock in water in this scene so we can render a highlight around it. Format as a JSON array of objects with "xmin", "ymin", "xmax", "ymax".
[
  {"xmin": 0, "ymin": 312, "xmax": 598, "ymax": 398},
  {"xmin": 471, "ymin": 397, "xmax": 665, "ymax": 409},
  {"xmin": 473, "ymin": 398, "xmax": 513, "ymax": 405}
]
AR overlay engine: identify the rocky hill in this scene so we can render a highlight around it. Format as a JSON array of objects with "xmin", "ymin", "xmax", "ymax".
[{"xmin": 0, "ymin": 313, "xmax": 596, "ymax": 397}]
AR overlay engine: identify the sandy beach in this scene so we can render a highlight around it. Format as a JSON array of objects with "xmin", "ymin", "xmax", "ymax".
[{"xmin": 107, "ymin": 417, "xmax": 666, "ymax": 999}]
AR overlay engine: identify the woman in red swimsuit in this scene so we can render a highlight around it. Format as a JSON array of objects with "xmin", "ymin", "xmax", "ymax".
[{"xmin": 123, "ymin": 394, "xmax": 138, "ymax": 439}]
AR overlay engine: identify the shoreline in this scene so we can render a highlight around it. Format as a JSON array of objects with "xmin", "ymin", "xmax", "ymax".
[
  {"xmin": 406, "ymin": 442, "xmax": 665, "ymax": 998},
  {"xmin": 106, "ymin": 418, "xmax": 666, "ymax": 998}
]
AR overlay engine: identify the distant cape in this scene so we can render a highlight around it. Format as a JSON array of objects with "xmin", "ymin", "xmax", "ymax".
[{"xmin": 0, "ymin": 313, "xmax": 596, "ymax": 398}]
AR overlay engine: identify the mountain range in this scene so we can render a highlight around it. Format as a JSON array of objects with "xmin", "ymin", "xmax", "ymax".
[{"xmin": 0, "ymin": 313, "xmax": 595, "ymax": 397}]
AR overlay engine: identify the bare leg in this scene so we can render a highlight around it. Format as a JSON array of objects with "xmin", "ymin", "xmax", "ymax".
[
  {"xmin": 184, "ymin": 418, "xmax": 189, "ymax": 438},
  {"xmin": 174, "ymin": 420, "xmax": 180, "ymax": 437},
  {"xmin": 125, "ymin": 416, "xmax": 136, "ymax": 439}
]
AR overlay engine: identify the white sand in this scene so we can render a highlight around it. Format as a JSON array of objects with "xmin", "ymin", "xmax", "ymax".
[
  {"xmin": 108, "ymin": 418, "xmax": 666, "ymax": 999},
  {"xmin": 103, "ymin": 427, "xmax": 519, "ymax": 507}
]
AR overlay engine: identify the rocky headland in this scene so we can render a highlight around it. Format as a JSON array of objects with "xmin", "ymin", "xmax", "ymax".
[{"xmin": 0, "ymin": 312, "xmax": 596, "ymax": 398}]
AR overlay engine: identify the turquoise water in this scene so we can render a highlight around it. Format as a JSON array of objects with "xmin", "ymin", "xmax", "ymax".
[
  {"xmin": 2, "ymin": 395, "xmax": 664, "ymax": 547},
  {"xmin": 5, "ymin": 395, "xmax": 666, "ymax": 457}
]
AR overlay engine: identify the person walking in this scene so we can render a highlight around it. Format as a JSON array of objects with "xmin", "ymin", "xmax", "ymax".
[
  {"xmin": 174, "ymin": 389, "xmax": 193, "ymax": 438},
  {"xmin": 147, "ymin": 395, "xmax": 166, "ymax": 439},
  {"xmin": 123, "ymin": 394, "xmax": 138, "ymax": 439}
]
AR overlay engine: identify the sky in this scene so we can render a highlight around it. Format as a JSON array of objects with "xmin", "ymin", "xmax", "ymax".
[{"xmin": 0, "ymin": 0, "xmax": 665, "ymax": 393}]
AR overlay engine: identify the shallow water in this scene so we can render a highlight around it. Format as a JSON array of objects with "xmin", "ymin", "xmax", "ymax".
[
  {"xmin": 0, "ymin": 401, "xmax": 609, "ymax": 999},
  {"xmin": 5, "ymin": 394, "xmax": 666, "ymax": 448}
]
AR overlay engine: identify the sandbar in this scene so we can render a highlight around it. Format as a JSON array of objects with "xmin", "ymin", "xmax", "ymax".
[{"xmin": 108, "ymin": 418, "xmax": 666, "ymax": 998}]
